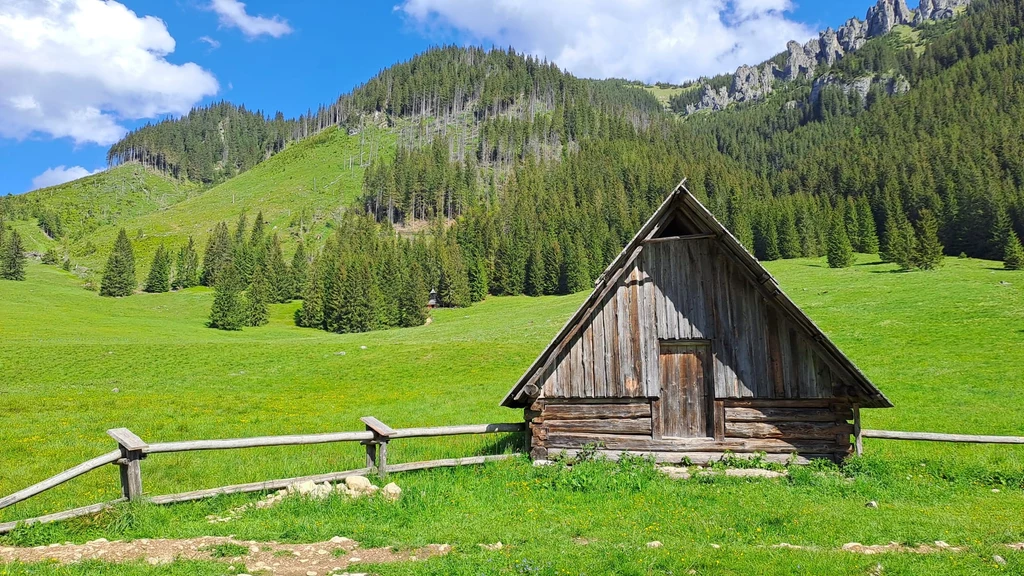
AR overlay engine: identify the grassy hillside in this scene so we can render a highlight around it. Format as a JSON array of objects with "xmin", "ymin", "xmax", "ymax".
[
  {"xmin": 19, "ymin": 165, "xmax": 201, "ymax": 240},
  {"xmin": 22, "ymin": 126, "xmax": 395, "ymax": 278},
  {"xmin": 1, "ymin": 255, "xmax": 1023, "ymax": 574}
]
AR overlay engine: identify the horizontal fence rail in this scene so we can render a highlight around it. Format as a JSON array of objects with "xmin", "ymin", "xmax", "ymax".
[
  {"xmin": 862, "ymin": 429, "xmax": 1024, "ymax": 444},
  {"xmin": 0, "ymin": 417, "xmax": 527, "ymax": 534}
]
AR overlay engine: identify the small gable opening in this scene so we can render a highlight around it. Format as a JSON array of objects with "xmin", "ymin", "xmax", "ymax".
[{"xmin": 654, "ymin": 213, "xmax": 701, "ymax": 238}]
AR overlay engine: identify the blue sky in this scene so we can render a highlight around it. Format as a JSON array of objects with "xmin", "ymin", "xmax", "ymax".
[{"xmin": 0, "ymin": 0, "xmax": 878, "ymax": 195}]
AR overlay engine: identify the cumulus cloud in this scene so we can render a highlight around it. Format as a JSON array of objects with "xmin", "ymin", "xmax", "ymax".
[
  {"xmin": 0, "ymin": 0, "xmax": 219, "ymax": 146},
  {"xmin": 210, "ymin": 0, "xmax": 292, "ymax": 38},
  {"xmin": 398, "ymin": 0, "xmax": 816, "ymax": 83},
  {"xmin": 31, "ymin": 165, "xmax": 104, "ymax": 190}
]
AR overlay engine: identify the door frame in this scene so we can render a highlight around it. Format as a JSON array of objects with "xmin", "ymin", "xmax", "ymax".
[{"xmin": 653, "ymin": 339, "xmax": 716, "ymax": 439}]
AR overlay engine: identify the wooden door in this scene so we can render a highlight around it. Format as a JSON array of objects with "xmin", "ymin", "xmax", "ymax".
[{"xmin": 659, "ymin": 341, "xmax": 713, "ymax": 438}]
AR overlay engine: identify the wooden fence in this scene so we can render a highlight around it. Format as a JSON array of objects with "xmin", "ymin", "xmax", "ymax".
[
  {"xmin": 3, "ymin": 420, "xmax": 1023, "ymax": 535},
  {"xmin": 0, "ymin": 417, "xmax": 525, "ymax": 534}
]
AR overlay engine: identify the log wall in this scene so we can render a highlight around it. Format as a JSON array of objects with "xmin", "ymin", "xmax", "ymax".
[{"xmin": 529, "ymin": 398, "xmax": 853, "ymax": 463}]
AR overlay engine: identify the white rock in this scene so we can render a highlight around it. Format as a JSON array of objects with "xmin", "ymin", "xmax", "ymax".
[
  {"xmin": 360, "ymin": 346, "xmax": 367, "ymax": 350},
  {"xmin": 532, "ymin": 459, "xmax": 554, "ymax": 467},
  {"xmin": 658, "ymin": 466, "xmax": 691, "ymax": 480},
  {"xmin": 345, "ymin": 476, "xmax": 373, "ymax": 492},
  {"xmin": 291, "ymin": 480, "xmax": 318, "ymax": 495},
  {"xmin": 330, "ymin": 536, "xmax": 352, "ymax": 544},
  {"xmin": 724, "ymin": 468, "xmax": 786, "ymax": 478},
  {"xmin": 994, "ymin": 555, "xmax": 1007, "ymax": 565},
  {"xmin": 381, "ymin": 482, "xmax": 402, "ymax": 501},
  {"xmin": 866, "ymin": 501, "xmax": 879, "ymax": 508},
  {"xmin": 646, "ymin": 541, "xmax": 663, "ymax": 548},
  {"xmin": 479, "ymin": 542, "xmax": 503, "ymax": 551}
]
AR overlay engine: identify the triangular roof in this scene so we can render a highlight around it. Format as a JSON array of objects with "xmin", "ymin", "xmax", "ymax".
[{"xmin": 501, "ymin": 180, "xmax": 892, "ymax": 409}]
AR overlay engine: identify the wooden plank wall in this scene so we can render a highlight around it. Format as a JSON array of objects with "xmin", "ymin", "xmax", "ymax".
[
  {"xmin": 534, "ymin": 398, "xmax": 853, "ymax": 463},
  {"xmin": 539, "ymin": 237, "xmax": 841, "ymax": 402}
]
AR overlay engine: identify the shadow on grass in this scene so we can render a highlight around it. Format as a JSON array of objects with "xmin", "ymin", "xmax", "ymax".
[
  {"xmin": 480, "ymin": 431, "xmax": 527, "ymax": 455},
  {"xmin": 856, "ymin": 261, "xmax": 889, "ymax": 267}
]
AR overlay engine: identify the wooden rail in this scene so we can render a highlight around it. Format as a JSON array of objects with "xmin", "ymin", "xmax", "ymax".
[
  {"xmin": 0, "ymin": 418, "xmax": 526, "ymax": 534},
  {"xmin": 862, "ymin": 429, "xmax": 1024, "ymax": 444}
]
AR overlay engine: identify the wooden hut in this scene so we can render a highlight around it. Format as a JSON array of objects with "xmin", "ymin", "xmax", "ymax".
[{"xmin": 502, "ymin": 181, "xmax": 891, "ymax": 464}]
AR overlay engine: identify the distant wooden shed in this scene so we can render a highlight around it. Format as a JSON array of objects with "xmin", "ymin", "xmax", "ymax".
[{"xmin": 502, "ymin": 181, "xmax": 892, "ymax": 464}]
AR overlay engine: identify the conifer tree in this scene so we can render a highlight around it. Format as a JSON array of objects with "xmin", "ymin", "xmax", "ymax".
[
  {"xmin": 0, "ymin": 216, "xmax": 6, "ymax": 252},
  {"xmin": 891, "ymin": 218, "xmax": 917, "ymax": 271},
  {"xmin": 0, "ymin": 229, "xmax": 26, "ymax": 281},
  {"xmin": 777, "ymin": 208, "xmax": 801, "ymax": 260},
  {"xmin": 201, "ymin": 222, "xmax": 232, "ymax": 286},
  {"xmin": 844, "ymin": 196, "xmax": 861, "ymax": 252},
  {"xmin": 209, "ymin": 262, "xmax": 246, "ymax": 331},
  {"xmin": 233, "ymin": 213, "xmax": 254, "ymax": 284},
  {"xmin": 524, "ymin": 240, "xmax": 546, "ymax": 296},
  {"xmin": 100, "ymin": 229, "xmax": 136, "ymax": 297},
  {"xmin": 245, "ymin": 259, "xmax": 270, "ymax": 327},
  {"xmin": 399, "ymin": 260, "xmax": 428, "ymax": 327},
  {"xmin": 856, "ymin": 196, "xmax": 880, "ymax": 254},
  {"xmin": 913, "ymin": 210, "xmax": 944, "ymax": 270},
  {"xmin": 561, "ymin": 239, "xmax": 591, "ymax": 293},
  {"xmin": 295, "ymin": 259, "xmax": 325, "ymax": 328},
  {"xmin": 266, "ymin": 234, "xmax": 291, "ymax": 302},
  {"xmin": 173, "ymin": 237, "xmax": 201, "ymax": 290},
  {"xmin": 143, "ymin": 244, "xmax": 171, "ymax": 293},
  {"xmin": 468, "ymin": 256, "xmax": 489, "ymax": 302},
  {"xmin": 290, "ymin": 241, "xmax": 308, "ymax": 300},
  {"xmin": 826, "ymin": 207, "xmax": 854, "ymax": 269},
  {"xmin": 1004, "ymin": 230, "xmax": 1024, "ymax": 270}
]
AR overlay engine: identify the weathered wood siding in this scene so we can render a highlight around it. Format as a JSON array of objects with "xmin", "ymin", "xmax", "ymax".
[
  {"xmin": 539, "ymin": 237, "xmax": 841, "ymax": 402},
  {"xmin": 530, "ymin": 398, "xmax": 853, "ymax": 463}
]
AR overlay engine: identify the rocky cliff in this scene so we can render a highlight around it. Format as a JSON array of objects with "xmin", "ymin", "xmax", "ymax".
[{"xmin": 683, "ymin": 0, "xmax": 970, "ymax": 115}]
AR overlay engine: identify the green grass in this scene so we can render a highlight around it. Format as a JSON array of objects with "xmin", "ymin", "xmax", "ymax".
[
  {"xmin": 21, "ymin": 126, "xmax": 395, "ymax": 277},
  {"xmin": 2, "ymin": 254, "xmax": 1023, "ymax": 574},
  {"xmin": 641, "ymin": 84, "xmax": 695, "ymax": 110}
]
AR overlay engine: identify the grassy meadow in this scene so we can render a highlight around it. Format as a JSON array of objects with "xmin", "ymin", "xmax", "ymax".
[{"xmin": 1, "ymin": 254, "xmax": 1023, "ymax": 574}]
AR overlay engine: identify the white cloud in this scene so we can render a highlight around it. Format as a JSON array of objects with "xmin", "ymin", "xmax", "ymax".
[
  {"xmin": 31, "ymin": 165, "xmax": 104, "ymax": 190},
  {"xmin": 398, "ymin": 0, "xmax": 816, "ymax": 83},
  {"xmin": 210, "ymin": 0, "xmax": 292, "ymax": 38},
  {"xmin": 0, "ymin": 0, "xmax": 219, "ymax": 146},
  {"xmin": 199, "ymin": 35, "xmax": 221, "ymax": 50}
]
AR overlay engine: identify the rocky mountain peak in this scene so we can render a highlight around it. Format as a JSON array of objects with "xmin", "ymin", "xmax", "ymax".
[{"xmin": 682, "ymin": 0, "xmax": 972, "ymax": 115}]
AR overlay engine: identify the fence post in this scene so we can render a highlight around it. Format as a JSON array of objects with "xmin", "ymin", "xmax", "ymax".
[
  {"xmin": 107, "ymin": 428, "xmax": 148, "ymax": 501},
  {"xmin": 853, "ymin": 405, "xmax": 863, "ymax": 457},
  {"xmin": 360, "ymin": 417, "xmax": 395, "ymax": 480}
]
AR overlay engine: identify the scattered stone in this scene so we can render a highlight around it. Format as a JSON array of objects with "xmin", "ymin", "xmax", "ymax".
[
  {"xmin": 994, "ymin": 555, "xmax": 1007, "ymax": 565},
  {"xmin": 992, "ymin": 488, "xmax": 1001, "ymax": 493},
  {"xmin": 710, "ymin": 544, "xmax": 721, "ymax": 549},
  {"xmin": 111, "ymin": 388, "xmax": 119, "ymax": 393},
  {"xmin": 646, "ymin": 541, "xmax": 663, "ymax": 549},
  {"xmin": 658, "ymin": 466, "xmax": 691, "ymax": 480},
  {"xmin": 381, "ymin": 482, "xmax": 402, "ymax": 502},
  {"xmin": 772, "ymin": 543, "xmax": 802, "ymax": 549},
  {"xmin": 335, "ymin": 351, "xmax": 346, "ymax": 356},
  {"xmin": 532, "ymin": 459, "xmax": 554, "ymax": 467},
  {"xmin": 330, "ymin": 537, "xmax": 352, "ymax": 545},
  {"xmin": 866, "ymin": 500, "xmax": 879, "ymax": 508},
  {"xmin": 479, "ymin": 542, "xmax": 503, "ymax": 551},
  {"xmin": 359, "ymin": 345, "xmax": 367, "ymax": 350},
  {"xmin": 724, "ymin": 468, "xmax": 786, "ymax": 479}
]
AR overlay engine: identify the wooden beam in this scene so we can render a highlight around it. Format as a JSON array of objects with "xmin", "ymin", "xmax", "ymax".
[
  {"xmin": 388, "ymin": 423, "xmax": 525, "ymax": 439},
  {"xmin": 107, "ymin": 428, "xmax": 147, "ymax": 452},
  {"xmin": 145, "ymin": 431, "xmax": 375, "ymax": 453},
  {"xmin": 0, "ymin": 499, "xmax": 127, "ymax": 535},
  {"xmin": 108, "ymin": 428, "xmax": 146, "ymax": 502},
  {"xmin": 0, "ymin": 450, "xmax": 120, "ymax": 511},
  {"xmin": 861, "ymin": 430, "xmax": 1024, "ymax": 444},
  {"xmin": 360, "ymin": 416, "xmax": 396, "ymax": 437},
  {"xmin": 853, "ymin": 405, "xmax": 863, "ymax": 456},
  {"xmin": 643, "ymin": 234, "xmax": 717, "ymax": 244},
  {"xmin": 385, "ymin": 454, "xmax": 518, "ymax": 473}
]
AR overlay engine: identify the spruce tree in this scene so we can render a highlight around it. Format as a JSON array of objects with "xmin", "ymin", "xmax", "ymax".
[
  {"xmin": 143, "ymin": 244, "xmax": 171, "ymax": 293},
  {"xmin": 912, "ymin": 209, "xmax": 944, "ymax": 270},
  {"xmin": 0, "ymin": 229, "xmax": 26, "ymax": 281},
  {"xmin": 777, "ymin": 208, "xmax": 801, "ymax": 260},
  {"xmin": 267, "ymin": 234, "xmax": 291, "ymax": 303},
  {"xmin": 201, "ymin": 222, "xmax": 232, "ymax": 286},
  {"xmin": 295, "ymin": 259, "xmax": 325, "ymax": 328},
  {"xmin": 290, "ymin": 241, "xmax": 308, "ymax": 300},
  {"xmin": 1004, "ymin": 231, "xmax": 1024, "ymax": 270},
  {"xmin": 856, "ymin": 196, "xmax": 880, "ymax": 254},
  {"xmin": 826, "ymin": 207, "xmax": 854, "ymax": 269},
  {"xmin": 399, "ymin": 261, "xmax": 428, "ymax": 327},
  {"xmin": 209, "ymin": 262, "xmax": 245, "ymax": 330},
  {"xmin": 100, "ymin": 229, "xmax": 136, "ymax": 297},
  {"xmin": 561, "ymin": 239, "xmax": 591, "ymax": 294},
  {"xmin": 844, "ymin": 196, "xmax": 861, "ymax": 252},
  {"xmin": 892, "ymin": 218, "xmax": 917, "ymax": 271},
  {"xmin": 173, "ymin": 237, "xmax": 201, "ymax": 290},
  {"xmin": 245, "ymin": 259, "xmax": 270, "ymax": 327},
  {"xmin": 524, "ymin": 240, "xmax": 546, "ymax": 296}
]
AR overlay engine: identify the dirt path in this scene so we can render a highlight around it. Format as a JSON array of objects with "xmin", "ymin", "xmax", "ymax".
[{"xmin": 0, "ymin": 535, "xmax": 450, "ymax": 576}]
